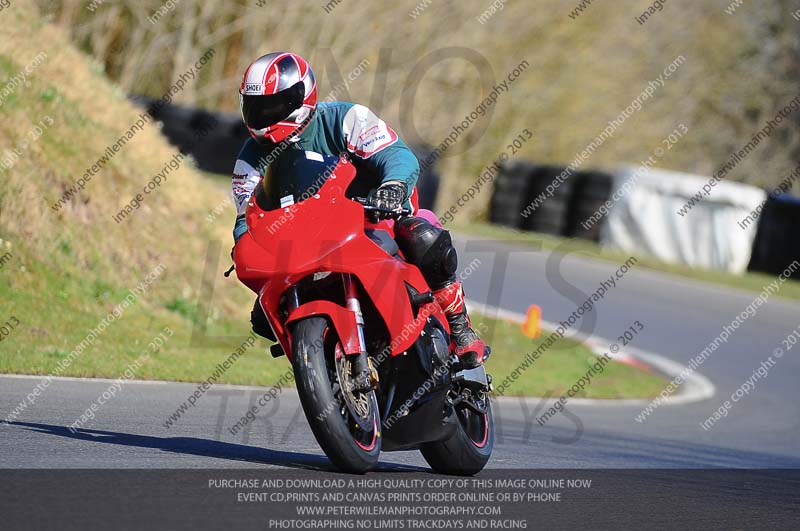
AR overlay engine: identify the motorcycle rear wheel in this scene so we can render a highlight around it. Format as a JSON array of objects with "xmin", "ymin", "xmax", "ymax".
[
  {"xmin": 420, "ymin": 396, "xmax": 494, "ymax": 476},
  {"xmin": 291, "ymin": 316, "xmax": 381, "ymax": 473}
]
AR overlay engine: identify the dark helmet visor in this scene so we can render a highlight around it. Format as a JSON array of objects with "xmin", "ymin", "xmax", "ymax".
[{"xmin": 242, "ymin": 81, "xmax": 305, "ymax": 130}]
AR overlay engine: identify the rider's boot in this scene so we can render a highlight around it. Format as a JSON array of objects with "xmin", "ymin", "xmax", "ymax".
[{"xmin": 433, "ymin": 281, "xmax": 490, "ymax": 369}]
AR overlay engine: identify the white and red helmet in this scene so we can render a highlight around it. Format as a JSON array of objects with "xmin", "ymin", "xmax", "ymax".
[{"xmin": 239, "ymin": 52, "xmax": 317, "ymax": 143}]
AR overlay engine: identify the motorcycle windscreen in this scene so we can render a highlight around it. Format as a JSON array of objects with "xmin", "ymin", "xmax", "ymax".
[{"xmin": 255, "ymin": 149, "xmax": 342, "ymax": 211}]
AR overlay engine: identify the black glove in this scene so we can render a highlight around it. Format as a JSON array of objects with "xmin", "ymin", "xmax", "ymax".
[{"xmin": 367, "ymin": 182, "xmax": 406, "ymax": 219}]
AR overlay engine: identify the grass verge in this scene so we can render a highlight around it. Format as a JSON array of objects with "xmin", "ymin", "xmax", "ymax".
[
  {"xmin": 470, "ymin": 314, "xmax": 666, "ymax": 399},
  {"xmin": 0, "ymin": 259, "xmax": 666, "ymax": 400}
]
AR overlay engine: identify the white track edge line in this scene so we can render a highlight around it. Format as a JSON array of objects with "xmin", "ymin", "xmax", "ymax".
[{"xmin": 465, "ymin": 299, "xmax": 715, "ymax": 407}]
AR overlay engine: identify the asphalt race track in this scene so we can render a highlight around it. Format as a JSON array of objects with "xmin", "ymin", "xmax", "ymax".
[{"xmin": 1, "ymin": 235, "xmax": 799, "ymax": 469}]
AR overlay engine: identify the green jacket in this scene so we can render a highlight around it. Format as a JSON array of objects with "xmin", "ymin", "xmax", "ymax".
[{"xmin": 232, "ymin": 101, "xmax": 419, "ymax": 241}]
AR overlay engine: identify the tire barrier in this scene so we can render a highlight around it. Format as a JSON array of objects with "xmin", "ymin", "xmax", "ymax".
[
  {"xmin": 409, "ymin": 144, "xmax": 441, "ymax": 211},
  {"xmin": 520, "ymin": 165, "xmax": 574, "ymax": 236},
  {"xmin": 489, "ymin": 163, "xmax": 610, "ymax": 238},
  {"xmin": 489, "ymin": 160, "xmax": 536, "ymax": 229},
  {"xmin": 566, "ymin": 170, "xmax": 615, "ymax": 242},
  {"xmin": 748, "ymin": 194, "xmax": 800, "ymax": 278},
  {"xmin": 488, "ymin": 159, "xmax": 798, "ymax": 280},
  {"xmin": 132, "ymin": 95, "xmax": 248, "ymax": 175}
]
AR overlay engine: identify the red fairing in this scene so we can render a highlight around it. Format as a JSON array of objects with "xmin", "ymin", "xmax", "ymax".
[
  {"xmin": 285, "ymin": 300, "xmax": 361, "ymax": 355},
  {"xmin": 233, "ymin": 157, "xmax": 447, "ymax": 359}
]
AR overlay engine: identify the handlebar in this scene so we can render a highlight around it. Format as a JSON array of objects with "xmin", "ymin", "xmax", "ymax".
[{"xmin": 353, "ymin": 197, "xmax": 412, "ymax": 219}]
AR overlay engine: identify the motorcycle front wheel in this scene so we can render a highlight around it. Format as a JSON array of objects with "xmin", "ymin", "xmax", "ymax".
[{"xmin": 291, "ymin": 316, "xmax": 381, "ymax": 473}]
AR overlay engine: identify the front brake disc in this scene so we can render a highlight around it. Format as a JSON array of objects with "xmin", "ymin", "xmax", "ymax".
[{"xmin": 334, "ymin": 353, "xmax": 375, "ymax": 432}]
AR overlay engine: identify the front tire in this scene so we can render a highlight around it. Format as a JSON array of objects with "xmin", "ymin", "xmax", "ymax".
[
  {"xmin": 420, "ymin": 397, "xmax": 494, "ymax": 475},
  {"xmin": 291, "ymin": 317, "xmax": 380, "ymax": 473}
]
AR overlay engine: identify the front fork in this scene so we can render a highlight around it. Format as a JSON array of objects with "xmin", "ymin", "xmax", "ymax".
[
  {"xmin": 286, "ymin": 274, "xmax": 377, "ymax": 390},
  {"xmin": 343, "ymin": 274, "xmax": 368, "ymax": 357},
  {"xmin": 343, "ymin": 274, "xmax": 378, "ymax": 390}
]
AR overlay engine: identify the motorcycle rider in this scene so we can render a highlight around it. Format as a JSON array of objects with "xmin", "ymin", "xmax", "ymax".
[{"xmin": 231, "ymin": 52, "xmax": 488, "ymax": 368}]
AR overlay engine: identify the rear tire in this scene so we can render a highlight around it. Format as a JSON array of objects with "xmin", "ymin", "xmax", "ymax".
[
  {"xmin": 291, "ymin": 317, "xmax": 380, "ymax": 473},
  {"xmin": 420, "ymin": 398, "xmax": 494, "ymax": 475}
]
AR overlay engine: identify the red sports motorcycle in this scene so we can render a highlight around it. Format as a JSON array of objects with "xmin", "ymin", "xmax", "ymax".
[{"xmin": 233, "ymin": 152, "xmax": 493, "ymax": 474}]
